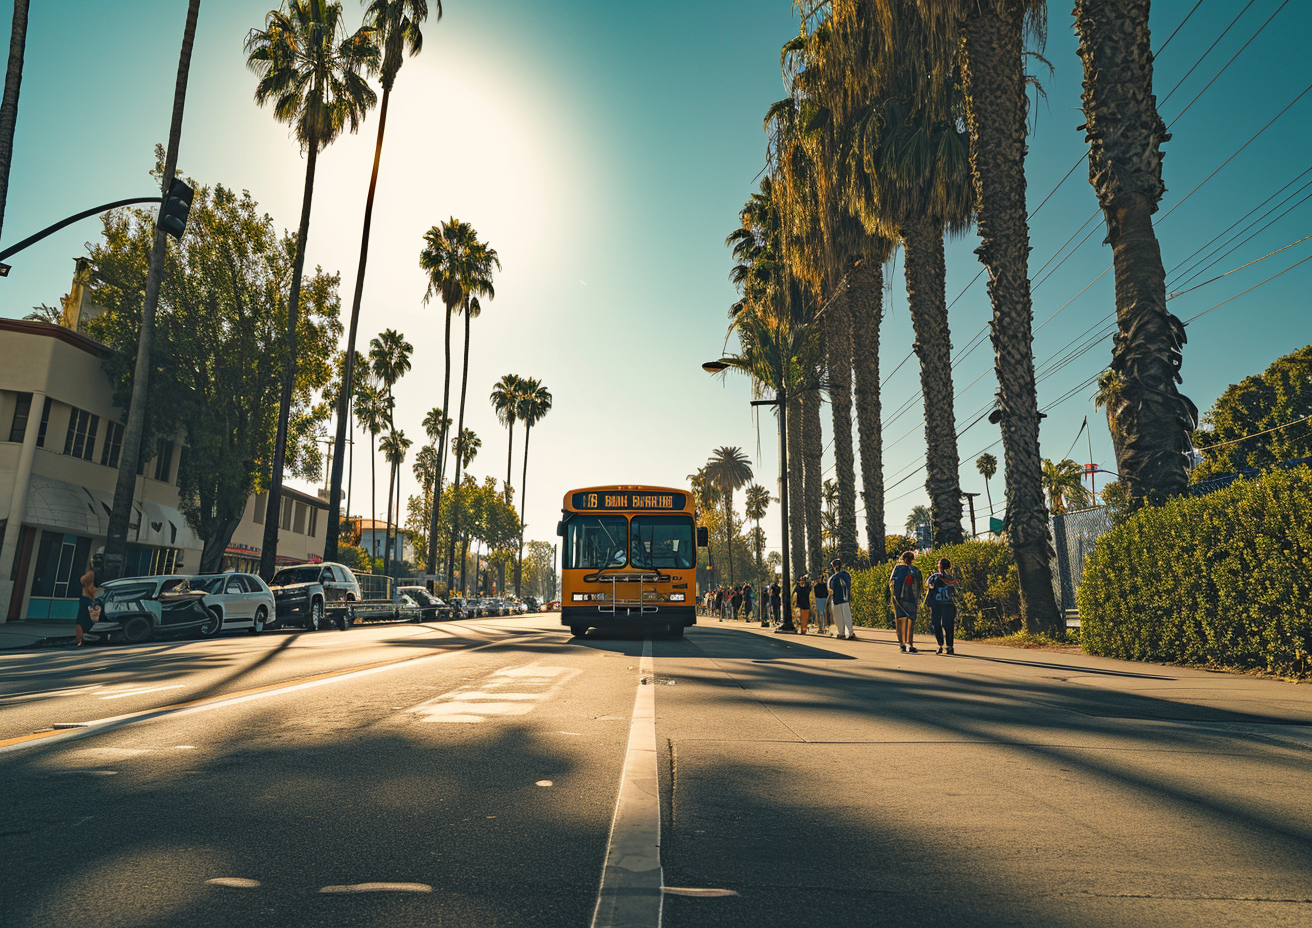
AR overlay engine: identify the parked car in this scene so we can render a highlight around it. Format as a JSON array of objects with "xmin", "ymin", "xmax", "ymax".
[
  {"xmin": 395, "ymin": 586, "xmax": 451, "ymax": 622},
  {"xmin": 395, "ymin": 593, "xmax": 421, "ymax": 622},
  {"xmin": 446, "ymin": 596, "xmax": 476, "ymax": 619},
  {"xmin": 189, "ymin": 572, "xmax": 276, "ymax": 635},
  {"xmin": 268, "ymin": 562, "xmax": 362, "ymax": 631},
  {"xmin": 524, "ymin": 596, "xmax": 540, "ymax": 613},
  {"xmin": 95, "ymin": 576, "xmax": 213, "ymax": 644}
]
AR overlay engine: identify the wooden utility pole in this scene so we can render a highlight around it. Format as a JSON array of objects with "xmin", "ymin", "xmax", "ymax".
[{"xmin": 961, "ymin": 492, "xmax": 980, "ymax": 538}]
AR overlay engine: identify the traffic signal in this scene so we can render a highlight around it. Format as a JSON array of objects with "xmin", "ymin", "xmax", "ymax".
[{"xmin": 158, "ymin": 178, "xmax": 193, "ymax": 240}]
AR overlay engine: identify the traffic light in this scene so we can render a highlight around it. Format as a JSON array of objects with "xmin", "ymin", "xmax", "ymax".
[{"xmin": 158, "ymin": 178, "xmax": 193, "ymax": 240}]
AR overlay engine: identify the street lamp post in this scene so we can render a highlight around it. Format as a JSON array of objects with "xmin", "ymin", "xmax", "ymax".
[{"xmin": 703, "ymin": 361, "xmax": 795, "ymax": 634}]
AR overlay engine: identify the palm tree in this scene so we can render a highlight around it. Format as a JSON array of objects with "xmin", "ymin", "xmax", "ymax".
[
  {"xmin": 379, "ymin": 430, "xmax": 411, "ymax": 576},
  {"xmin": 705, "ymin": 447, "xmax": 754, "ymax": 585},
  {"xmin": 976, "ymin": 452, "xmax": 998, "ymax": 517},
  {"xmin": 514, "ymin": 377, "xmax": 553, "ymax": 594},
  {"xmin": 421, "ymin": 405, "xmax": 450, "ymax": 550},
  {"xmin": 413, "ymin": 442, "xmax": 439, "ymax": 515},
  {"xmin": 418, "ymin": 218, "xmax": 498, "ymax": 577},
  {"xmin": 744, "ymin": 483, "xmax": 771, "ymax": 573},
  {"xmin": 1093, "ymin": 368, "xmax": 1127, "ymax": 483},
  {"xmin": 247, "ymin": 0, "xmax": 378, "ymax": 578},
  {"xmin": 820, "ymin": 477, "xmax": 839, "ymax": 546},
  {"xmin": 0, "ymin": 0, "xmax": 29, "ymax": 243},
  {"xmin": 490, "ymin": 373, "xmax": 525, "ymax": 501},
  {"xmin": 905, "ymin": 504, "xmax": 932, "ymax": 537},
  {"xmin": 355, "ymin": 379, "xmax": 390, "ymax": 539},
  {"xmin": 1073, "ymin": 0, "xmax": 1196, "ymax": 509},
  {"xmin": 369, "ymin": 328, "xmax": 413, "ymax": 428},
  {"xmin": 326, "ymin": 0, "xmax": 434, "ymax": 561},
  {"xmin": 1042, "ymin": 458, "xmax": 1092, "ymax": 515},
  {"xmin": 452, "ymin": 427, "xmax": 480, "ymax": 470},
  {"xmin": 102, "ymin": 0, "xmax": 202, "ymax": 582}
]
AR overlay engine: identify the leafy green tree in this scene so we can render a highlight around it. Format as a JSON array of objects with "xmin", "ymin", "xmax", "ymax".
[
  {"xmin": 87, "ymin": 181, "xmax": 342, "ymax": 571},
  {"xmin": 246, "ymin": 0, "xmax": 378, "ymax": 578},
  {"xmin": 521, "ymin": 539, "xmax": 557, "ymax": 600}
]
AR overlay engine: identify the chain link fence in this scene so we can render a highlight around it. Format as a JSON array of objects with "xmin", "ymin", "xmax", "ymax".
[{"xmin": 1050, "ymin": 506, "xmax": 1113, "ymax": 612}]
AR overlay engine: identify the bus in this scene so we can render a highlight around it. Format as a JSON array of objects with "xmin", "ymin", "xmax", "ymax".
[{"xmin": 556, "ymin": 485, "xmax": 707, "ymax": 638}]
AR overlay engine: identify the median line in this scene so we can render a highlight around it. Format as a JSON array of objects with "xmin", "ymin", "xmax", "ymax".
[{"xmin": 0, "ymin": 631, "xmax": 551, "ymax": 755}]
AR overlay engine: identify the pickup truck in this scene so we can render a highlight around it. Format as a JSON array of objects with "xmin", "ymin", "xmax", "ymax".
[{"xmin": 268, "ymin": 562, "xmax": 362, "ymax": 631}]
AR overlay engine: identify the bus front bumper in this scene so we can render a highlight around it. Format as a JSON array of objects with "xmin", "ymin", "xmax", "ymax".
[{"xmin": 560, "ymin": 605, "xmax": 696, "ymax": 629}]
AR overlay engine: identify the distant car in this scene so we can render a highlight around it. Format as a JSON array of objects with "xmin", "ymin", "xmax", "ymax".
[
  {"xmin": 524, "ymin": 596, "xmax": 540, "ymax": 613},
  {"xmin": 395, "ymin": 593, "xmax": 421, "ymax": 622},
  {"xmin": 95, "ymin": 576, "xmax": 213, "ymax": 644},
  {"xmin": 446, "ymin": 596, "xmax": 474, "ymax": 619},
  {"xmin": 395, "ymin": 586, "xmax": 451, "ymax": 622},
  {"xmin": 190, "ymin": 572, "xmax": 276, "ymax": 635}
]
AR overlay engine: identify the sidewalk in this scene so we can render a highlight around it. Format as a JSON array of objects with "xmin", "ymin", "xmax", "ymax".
[{"xmin": 0, "ymin": 620, "xmax": 79, "ymax": 650}]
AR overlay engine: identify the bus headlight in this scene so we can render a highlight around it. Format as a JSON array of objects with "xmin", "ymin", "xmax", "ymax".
[{"xmin": 668, "ymin": 593, "xmax": 686, "ymax": 602}]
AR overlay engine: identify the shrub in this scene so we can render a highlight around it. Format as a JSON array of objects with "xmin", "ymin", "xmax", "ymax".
[
  {"xmin": 848, "ymin": 538, "xmax": 1020, "ymax": 639},
  {"xmin": 335, "ymin": 545, "xmax": 371, "ymax": 574},
  {"xmin": 1078, "ymin": 465, "xmax": 1312, "ymax": 677}
]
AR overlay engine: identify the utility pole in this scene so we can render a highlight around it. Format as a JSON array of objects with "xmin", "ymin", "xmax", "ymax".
[{"xmin": 961, "ymin": 492, "xmax": 980, "ymax": 538}]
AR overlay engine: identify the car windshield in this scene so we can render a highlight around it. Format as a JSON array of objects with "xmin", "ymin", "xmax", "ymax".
[
  {"xmin": 629, "ymin": 516, "xmax": 696, "ymax": 569},
  {"xmin": 191, "ymin": 576, "xmax": 228, "ymax": 594},
  {"xmin": 105, "ymin": 582, "xmax": 157, "ymax": 601},
  {"xmin": 564, "ymin": 515, "xmax": 629, "ymax": 570},
  {"xmin": 272, "ymin": 567, "xmax": 320, "ymax": 585}
]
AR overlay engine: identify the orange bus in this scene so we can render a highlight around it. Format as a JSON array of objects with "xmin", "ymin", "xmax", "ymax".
[{"xmin": 556, "ymin": 485, "xmax": 706, "ymax": 638}]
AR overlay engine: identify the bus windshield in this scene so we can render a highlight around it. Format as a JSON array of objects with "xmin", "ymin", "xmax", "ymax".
[
  {"xmin": 629, "ymin": 516, "xmax": 695, "ymax": 570},
  {"xmin": 564, "ymin": 515, "xmax": 629, "ymax": 570}
]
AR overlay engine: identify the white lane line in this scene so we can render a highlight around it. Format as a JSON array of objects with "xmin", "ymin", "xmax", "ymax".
[
  {"xmin": 408, "ymin": 665, "xmax": 578, "ymax": 724},
  {"xmin": 0, "ymin": 634, "xmax": 550, "ymax": 755},
  {"xmin": 206, "ymin": 877, "xmax": 261, "ymax": 888},
  {"xmin": 100, "ymin": 684, "xmax": 186, "ymax": 700},
  {"xmin": 320, "ymin": 883, "xmax": 432, "ymax": 894},
  {"xmin": 591, "ymin": 638, "xmax": 662, "ymax": 928}
]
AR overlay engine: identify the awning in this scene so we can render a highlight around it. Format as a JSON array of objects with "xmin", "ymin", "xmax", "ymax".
[{"xmin": 22, "ymin": 476, "xmax": 203, "ymax": 552}]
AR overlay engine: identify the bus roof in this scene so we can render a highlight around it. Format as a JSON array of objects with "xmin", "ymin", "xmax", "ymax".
[{"xmin": 562, "ymin": 485, "xmax": 692, "ymax": 513}]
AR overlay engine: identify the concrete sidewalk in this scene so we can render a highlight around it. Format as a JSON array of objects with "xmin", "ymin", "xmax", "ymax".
[{"xmin": 0, "ymin": 620, "xmax": 79, "ymax": 649}]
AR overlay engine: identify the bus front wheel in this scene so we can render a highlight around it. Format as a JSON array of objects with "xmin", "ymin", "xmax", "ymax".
[{"xmin": 569, "ymin": 626, "xmax": 587, "ymax": 638}]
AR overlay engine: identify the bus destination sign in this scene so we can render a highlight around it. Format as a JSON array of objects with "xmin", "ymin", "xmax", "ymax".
[{"xmin": 572, "ymin": 491, "xmax": 687, "ymax": 511}]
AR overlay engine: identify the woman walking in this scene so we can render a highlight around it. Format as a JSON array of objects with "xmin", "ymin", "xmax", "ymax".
[
  {"xmin": 890, "ymin": 551, "xmax": 923, "ymax": 653},
  {"xmin": 74, "ymin": 555, "xmax": 100, "ymax": 647},
  {"xmin": 926, "ymin": 557, "xmax": 962, "ymax": 655},
  {"xmin": 812, "ymin": 572, "xmax": 830, "ymax": 636},
  {"xmin": 730, "ymin": 585, "xmax": 743, "ymax": 622},
  {"xmin": 769, "ymin": 580, "xmax": 782, "ymax": 627},
  {"xmin": 828, "ymin": 558, "xmax": 855, "ymax": 640},
  {"xmin": 793, "ymin": 574, "xmax": 811, "ymax": 635},
  {"xmin": 742, "ymin": 582, "xmax": 754, "ymax": 623}
]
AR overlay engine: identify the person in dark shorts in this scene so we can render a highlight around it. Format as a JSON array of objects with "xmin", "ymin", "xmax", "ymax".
[
  {"xmin": 769, "ymin": 581, "xmax": 782, "ymax": 626},
  {"xmin": 926, "ymin": 557, "xmax": 962, "ymax": 654},
  {"xmin": 794, "ymin": 575, "xmax": 811, "ymax": 634},
  {"xmin": 74, "ymin": 557, "xmax": 100, "ymax": 647},
  {"xmin": 890, "ymin": 551, "xmax": 923, "ymax": 653},
  {"xmin": 714, "ymin": 587, "xmax": 725, "ymax": 622},
  {"xmin": 812, "ymin": 573, "xmax": 829, "ymax": 636},
  {"xmin": 731, "ymin": 586, "xmax": 743, "ymax": 621},
  {"xmin": 742, "ymin": 582, "xmax": 754, "ymax": 622}
]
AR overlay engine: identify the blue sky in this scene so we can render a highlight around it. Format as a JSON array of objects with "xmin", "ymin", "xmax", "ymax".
[{"xmin": 1, "ymin": 0, "xmax": 1307, "ymax": 559}]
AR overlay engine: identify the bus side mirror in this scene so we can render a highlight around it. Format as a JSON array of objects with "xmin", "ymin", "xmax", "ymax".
[
  {"xmin": 697, "ymin": 527, "xmax": 709, "ymax": 547},
  {"xmin": 556, "ymin": 521, "xmax": 565, "ymax": 537}
]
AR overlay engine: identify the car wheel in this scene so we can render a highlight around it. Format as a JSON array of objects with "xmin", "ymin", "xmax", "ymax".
[
  {"xmin": 195, "ymin": 608, "xmax": 222, "ymax": 639},
  {"xmin": 250, "ymin": 606, "xmax": 267, "ymax": 635},
  {"xmin": 123, "ymin": 615, "xmax": 153, "ymax": 644},
  {"xmin": 305, "ymin": 600, "xmax": 323, "ymax": 632},
  {"xmin": 570, "ymin": 626, "xmax": 587, "ymax": 637}
]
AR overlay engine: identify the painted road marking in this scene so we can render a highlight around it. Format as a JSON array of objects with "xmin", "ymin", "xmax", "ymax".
[
  {"xmin": 100, "ymin": 684, "xmax": 186, "ymax": 700},
  {"xmin": 591, "ymin": 638, "xmax": 662, "ymax": 928},
  {"xmin": 410, "ymin": 665, "xmax": 579, "ymax": 724},
  {"xmin": 206, "ymin": 877, "xmax": 261, "ymax": 888},
  {"xmin": 320, "ymin": 883, "xmax": 432, "ymax": 894},
  {"xmin": 663, "ymin": 888, "xmax": 738, "ymax": 898}
]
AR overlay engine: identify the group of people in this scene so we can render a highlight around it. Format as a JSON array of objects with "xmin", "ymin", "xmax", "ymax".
[{"xmin": 698, "ymin": 551, "xmax": 962, "ymax": 654}]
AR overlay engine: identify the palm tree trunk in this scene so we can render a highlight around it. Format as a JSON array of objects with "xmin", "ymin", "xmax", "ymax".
[
  {"xmin": 104, "ymin": 0, "xmax": 200, "ymax": 582},
  {"xmin": 326, "ymin": 87, "xmax": 393, "ymax": 562},
  {"xmin": 825, "ymin": 283, "xmax": 859, "ymax": 567},
  {"xmin": 983, "ymin": 477, "xmax": 993, "ymax": 517},
  {"xmin": 383, "ymin": 459, "xmax": 396, "ymax": 577},
  {"xmin": 961, "ymin": 2, "xmax": 1061, "ymax": 632},
  {"xmin": 786, "ymin": 395, "xmax": 806, "ymax": 575},
  {"xmin": 903, "ymin": 221, "xmax": 964, "ymax": 545},
  {"xmin": 849, "ymin": 257, "xmax": 885, "ymax": 565},
  {"xmin": 1074, "ymin": 0, "xmax": 1196, "ymax": 507},
  {"xmin": 461, "ymin": 533, "xmax": 470, "ymax": 596},
  {"xmin": 427, "ymin": 299, "xmax": 454, "ymax": 573},
  {"xmin": 802, "ymin": 388, "xmax": 824, "ymax": 577},
  {"xmin": 346, "ymin": 410, "xmax": 354, "ymax": 525},
  {"xmin": 370, "ymin": 432, "xmax": 377, "ymax": 560},
  {"xmin": 505, "ymin": 420, "xmax": 515, "ymax": 502},
  {"xmin": 445, "ymin": 310, "xmax": 474, "ymax": 583},
  {"xmin": 723, "ymin": 489, "xmax": 735, "ymax": 585},
  {"xmin": 515, "ymin": 423, "xmax": 531, "ymax": 596},
  {"xmin": 0, "ymin": 0, "xmax": 29, "ymax": 243}
]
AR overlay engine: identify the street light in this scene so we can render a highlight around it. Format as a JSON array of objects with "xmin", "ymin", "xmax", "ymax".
[{"xmin": 702, "ymin": 359, "xmax": 797, "ymax": 634}]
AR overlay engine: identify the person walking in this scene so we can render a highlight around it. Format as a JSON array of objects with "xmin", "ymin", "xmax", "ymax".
[
  {"xmin": 828, "ymin": 558, "xmax": 855, "ymax": 640},
  {"xmin": 769, "ymin": 580, "xmax": 782, "ymax": 627},
  {"xmin": 742, "ymin": 582, "xmax": 754, "ymax": 623},
  {"xmin": 714, "ymin": 587, "xmax": 725, "ymax": 622},
  {"xmin": 927, "ymin": 557, "xmax": 962, "ymax": 654},
  {"xmin": 74, "ymin": 555, "xmax": 100, "ymax": 647},
  {"xmin": 890, "ymin": 551, "xmax": 924, "ymax": 653},
  {"xmin": 812, "ymin": 572, "xmax": 830, "ymax": 636},
  {"xmin": 793, "ymin": 574, "xmax": 811, "ymax": 635},
  {"xmin": 731, "ymin": 585, "xmax": 743, "ymax": 622}
]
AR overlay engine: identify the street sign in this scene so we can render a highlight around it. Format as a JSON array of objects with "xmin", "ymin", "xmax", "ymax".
[{"xmin": 989, "ymin": 516, "xmax": 1005, "ymax": 533}]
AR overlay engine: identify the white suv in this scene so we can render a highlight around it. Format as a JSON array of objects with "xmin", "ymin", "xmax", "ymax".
[{"xmin": 190, "ymin": 573, "xmax": 277, "ymax": 635}]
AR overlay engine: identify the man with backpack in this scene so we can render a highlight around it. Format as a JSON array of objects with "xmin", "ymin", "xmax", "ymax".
[
  {"xmin": 828, "ymin": 558, "xmax": 855, "ymax": 640},
  {"xmin": 890, "ymin": 550, "xmax": 924, "ymax": 653}
]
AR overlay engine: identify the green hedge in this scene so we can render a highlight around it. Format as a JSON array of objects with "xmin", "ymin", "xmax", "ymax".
[
  {"xmin": 848, "ymin": 539, "xmax": 1020, "ymax": 640},
  {"xmin": 1078, "ymin": 465, "xmax": 1312, "ymax": 676}
]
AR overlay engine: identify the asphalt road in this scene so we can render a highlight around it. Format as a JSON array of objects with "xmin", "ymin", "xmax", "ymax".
[{"xmin": 2, "ymin": 614, "xmax": 1311, "ymax": 928}]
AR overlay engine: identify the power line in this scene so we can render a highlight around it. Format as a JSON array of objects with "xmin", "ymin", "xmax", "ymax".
[
  {"xmin": 1168, "ymin": 235, "xmax": 1312, "ymax": 301},
  {"xmin": 1182, "ymin": 252, "xmax": 1312, "ymax": 324},
  {"xmin": 1195, "ymin": 413, "xmax": 1312, "ymax": 452},
  {"xmin": 1168, "ymin": 187, "xmax": 1312, "ymax": 292}
]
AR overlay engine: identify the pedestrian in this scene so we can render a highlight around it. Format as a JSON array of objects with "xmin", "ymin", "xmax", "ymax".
[
  {"xmin": 793, "ymin": 574, "xmax": 811, "ymax": 634},
  {"xmin": 890, "ymin": 550, "xmax": 924, "ymax": 653},
  {"xmin": 828, "ymin": 558, "xmax": 855, "ymax": 640},
  {"xmin": 927, "ymin": 557, "xmax": 962, "ymax": 655},
  {"xmin": 742, "ymin": 582, "xmax": 754, "ymax": 623},
  {"xmin": 74, "ymin": 554, "xmax": 100, "ymax": 647},
  {"xmin": 812, "ymin": 572, "xmax": 829, "ymax": 636},
  {"xmin": 731, "ymin": 585, "xmax": 743, "ymax": 622},
  {"xmin": 714, "ymin": 587, "xmax": 724, "ymax": 622},
  {"xmin": 769, "ymin": 580, "xmax": 782, "ymax": 627}
]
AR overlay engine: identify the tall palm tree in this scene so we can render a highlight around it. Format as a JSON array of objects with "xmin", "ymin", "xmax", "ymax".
[
  {"xmin": 1093, "ymin": 368, "xmax": 1127, "ymax": 481},
  {"xmin": 369, "ymin": 328, "xmax": 413, "ymax": 428},
  {"xmin": 801, "ymin": 390, "xmax": 825, "ymax": 576},
  {"xmin": 355, "ymin": 379, "xmax": 390, "ymax": 541},
  {"xmin": 247, "ymin": 0, "xmax": 378, "ymax": 579},
  {"xmin": 326, "ymin": 0, "xmax": 434, "ymax": 561},
  {"xmin": 820, "ymin": 478, "xmax": 839, "ymax": 546},
  {"xmin": 744, "ymin": 483, "xmax": 771, "ymax": 573},
  {"xmin": 418, "ymin": 218, "xmax": 498, "ymax": 577},
  {"xmin": 421, "ymin": 405, "xmax": 450, "ymax": 551},
  {"xmin": 490, "ymin": 373, "xmax": 525, "ymax": 501},
  {"xmin": 905, "ymin": 504, "xmax": 932, "ymax": 537},
  {"xmin": 975, "ymin": 452, "xmax": 998, "ymax": 517},
  {"xmin": 1042, "ymin": 458, "xmax": 1091, "ymax": 515},
  {"xmin": 380, "ymin": 429, "xmax": 411, "ymax": 575},
  {"xmin": 705, "ymin": 447, "xmax": 754, "ymax": 585},
  {"xmin": 514, "ymin": 377, "xmax": 552, "ymax": 594},
  {"xmin": 413, "ymin": 442, "xmax": 439, "ymax": 509},
  {"xmin": 446, "ymin": 295, "xmax": 495, "ymax": 587},
  {"xmin": 0, "ymin": 0, "xmax": 29, "ymax": 243},
  {"xmin": 1073, "ymin": 0, "xmax": 1196, "ymax": 508},
  {"xmin": 103, "ymin": 0, "xmax": 203, "ymax": 582},
  {"xmin": 452, "ymin": 427, "xmax": 480, "ymax": 470}
]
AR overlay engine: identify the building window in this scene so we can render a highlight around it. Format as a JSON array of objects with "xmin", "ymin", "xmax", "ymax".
[
  {"xmin": 308, "ymin": 507, "xmax": 319, "ymax": 538},
  {"xmin": 8, "ymin": 392, "xmax": 32, "ymax": 443},
  {"xmin": 30, "ymin": 531, "xmax": 92, "ymax": 599},
  {"xmin": 253, "ymin": 493, "xmax": 266, "ymax": 525},
  {"xmin": 63, "ymin": 408, "xmax": 100, "ymax": 461},
  {"xmin": 153, "ymin": 439, "xmax": 174, "ymax": 483},
  {"xmin": 293, "ymin": 502, "xmax": 307, "ymax": 535},
  {"xmin": 36, "ymin": 397, "xmax": 50, "ymax": 447},
  {"xmin": 281, "ymin": 497, "xmax": 293, "ymax": 531},
  {"xmin": 100, "ymin": 421, "xmax": 125, "ymax": 468}
]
